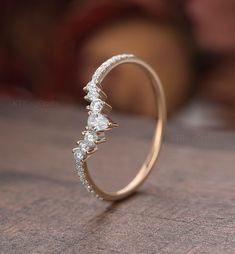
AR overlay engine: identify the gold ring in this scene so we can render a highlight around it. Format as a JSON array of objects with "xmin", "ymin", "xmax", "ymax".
[{"xmin": 72, "ymin": 54, "xmax": 166, "ymax": 201}]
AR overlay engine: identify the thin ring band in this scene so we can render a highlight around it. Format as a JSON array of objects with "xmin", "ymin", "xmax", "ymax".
[{"xmin": 72, "ymin": 54, "xmax": 166, "ymax": 201}]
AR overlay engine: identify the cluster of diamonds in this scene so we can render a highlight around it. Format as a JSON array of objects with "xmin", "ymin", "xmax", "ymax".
[{"xmin": 72, "ymin": 54, "xmax": 134, "ymax": 199}]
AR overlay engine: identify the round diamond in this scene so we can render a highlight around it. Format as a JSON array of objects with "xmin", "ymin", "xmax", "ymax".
[
  {"xmin": 87, "ymin": 88, "xmax": 99, "ymax": 101},
  {"xmin": 87, "ymin": 113, "xmax": 109, "ymax": 131},
  {"xmin": 79, "ymin": 140, "xmax": 90, "ymax": 154},
  {"xmin": 77, "ymin": 170, "xmax": 85, "ymax": 178},
  {"xmin": 75, "ymin": 163, "xmax": 83, "ymax": 172},
  {"xmin": 74, "ymin": 149, "xmax": 84, "ymax": 162},
  {"xmin": 84, "ymin": 131, "xmax": 98, "ymax": 144},
  {"xmin": 90, "ymin": 99, "xmax": 103, "ymax": 113},
  {"xmin": 86, "ymin": 81, "xmax": 96, "ymax": 90}
]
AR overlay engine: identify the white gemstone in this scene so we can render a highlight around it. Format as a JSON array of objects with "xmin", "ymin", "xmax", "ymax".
[
  {"xmin": 77, "ymin": 165, "xmax": 84, "ymax": 174},
  {"xmin": 76, "ymin": 163, "xmax": 83, "ymax": 172},
  {"xmin": 74, "ymin": 149, "xmax": 84, "ymax": 162},
  {"xmin": 86, "ymin": 88, "xmax": 99, "ymax": 101},
  {"xmin": 101, "ymin": 63, "xmax": 108, "ymax": 70},
  {"xmin": 87, "ymin": 113, "xmax": 109, "ymax": 131},
  {"xmin": 80, "ymin": 177, "xmax": 88, "ymax": 185},
  {"xmin": 95, "ymin": 67, "xmax": 103, "ymax": 75},
  {"xmin": 90, "ymin": 99, "xmax": 103, "ymax": 113},
  {"xmin": 79, "ymin": 140, "xmax": 90, "ymax": 154},
  {"xmin": 84, "ymin": 131, "xmax": 98, "ymax": 145},
  {"xmin": 92, "ymin": 76, "xmax": 99, "ymax": 83},
  {"xmin": 85, "ymin": 81, "xmax": 96, "ymax": 90},
  {"xmin": 86, "ymin": 185, "xmax": 92, "ymax": 191},
  {"xmin": 78, "ymin": 170, "xmax": 85, "ymax": 178}
]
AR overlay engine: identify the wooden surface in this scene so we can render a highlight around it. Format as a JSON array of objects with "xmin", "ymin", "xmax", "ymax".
[{"xmin": 0, "ymin": 99, "xmax": 234, "ymax": 254}]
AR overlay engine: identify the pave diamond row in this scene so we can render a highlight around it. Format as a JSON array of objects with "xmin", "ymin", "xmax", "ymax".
[{"xmin": 72, "ymin": 54, "xmax": 134, "ymax": 199}]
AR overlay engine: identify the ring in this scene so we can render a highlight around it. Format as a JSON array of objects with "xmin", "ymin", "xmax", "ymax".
[{"xmin": 72, "ymin": 54, "xmax": 166, "ymax": 201}]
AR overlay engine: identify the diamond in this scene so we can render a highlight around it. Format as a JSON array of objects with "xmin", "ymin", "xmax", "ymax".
[
  {"xmin": 76, "ymin": 163, "xmax": 83, "ymax": 173},
  {"xmin": 79, "ymin": 140, "xmax": 90, "ymax": 154},
  {"xmin": 86, "ymin": 185, "xmax": 92, "ymax": 191},
  {"xmin": 74, "ymin": 149, "xmax": 84, "ymax": 162},
  {"xmin": 87, "ymin": 113, "xmax": 109, "ymax": 131},
  {"xmin": 77, "ymin": 165, "xmax": 84, "ymax": 175},
  {"xmin": 90, "ymin": 99, "xmax": 103, "ymax": 113},
  {"xmin": 84, "ymin": 131, "xmax": 98, "ymax": 145},
  {"xmin": 85, "ymin": 81, "xmax": 96, "ymax": 90},
  {"xmin": 86, "ymin": 87, "xmax": 100, "ymax": 101},
  {"xmin": 78, "ymin": 170, "xmax": 85, "ymax": 179},
  {"xmin": 93, "ymin": 66, "xmax": 106, "ymax": 81},
  {"xmin": 80, "ymin": 177, "xmax": 88, "ymax": 185}
]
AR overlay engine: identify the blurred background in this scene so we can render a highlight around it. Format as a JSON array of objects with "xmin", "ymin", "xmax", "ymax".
[
  {"xmin": 0, "ymin": 3, "xmax": 235, "ymax": 249},
  {"xmin": 0, "ymin": 0, "xmax": 235, "ymax": 121}
]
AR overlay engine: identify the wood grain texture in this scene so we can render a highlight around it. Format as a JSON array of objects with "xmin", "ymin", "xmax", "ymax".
[{"xmin": 0, "ymin": 99, "xmax": 234, "ymax": 254}]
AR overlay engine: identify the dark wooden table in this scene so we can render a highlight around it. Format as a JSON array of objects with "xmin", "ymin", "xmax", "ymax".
[{"xmin": 0, "ymin": 99, "xmax": 234, "ymax": 254}]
